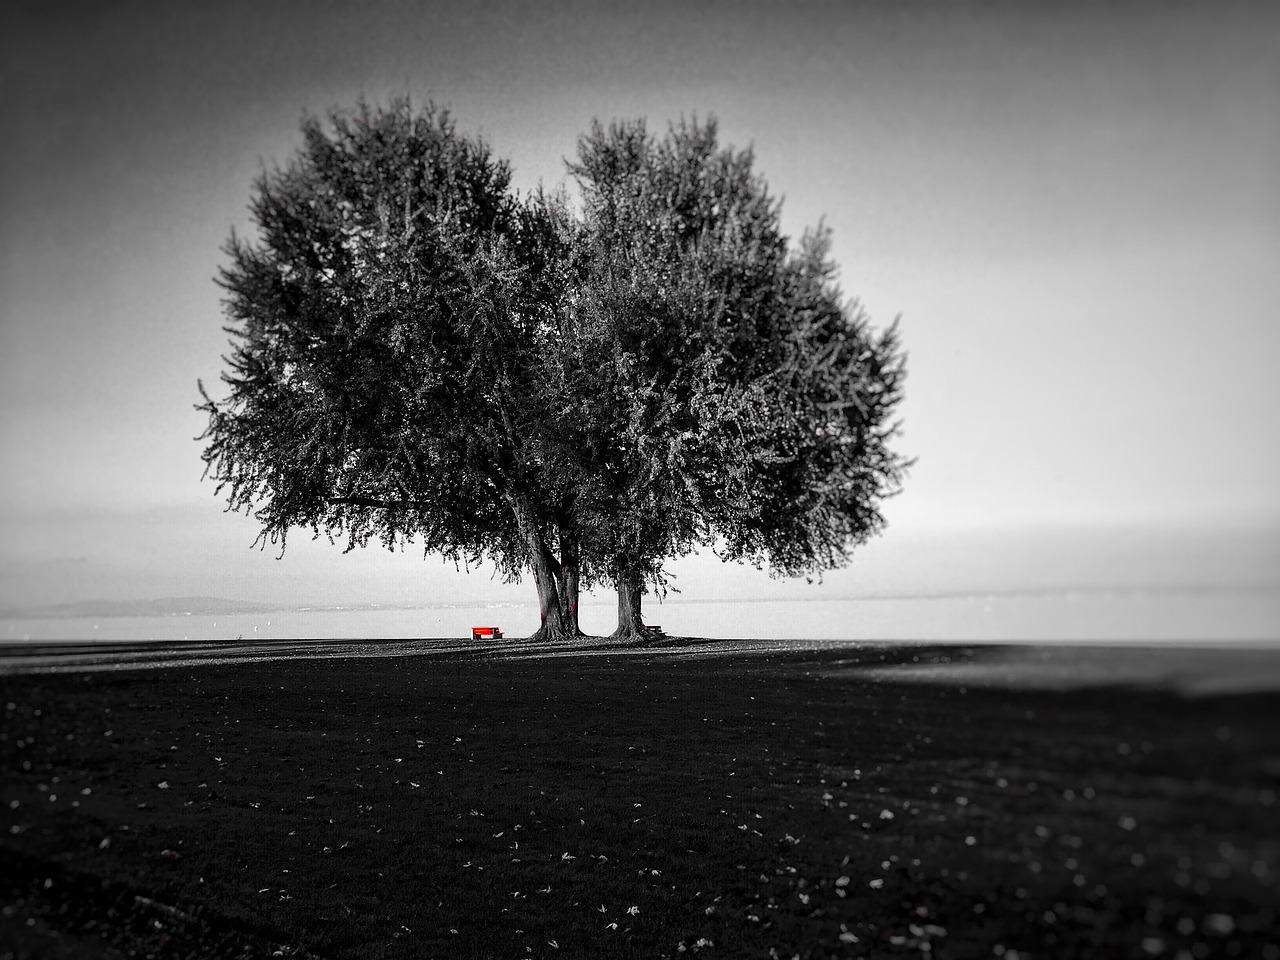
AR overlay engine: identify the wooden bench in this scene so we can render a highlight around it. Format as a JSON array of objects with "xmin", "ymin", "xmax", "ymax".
[
  {"xmin": 641, "ymin": 624, "xmax": 664, "ymax": 640},
  {"xmin": 471, "ymin": 626, "xmax": 504, "ymax": 641}
]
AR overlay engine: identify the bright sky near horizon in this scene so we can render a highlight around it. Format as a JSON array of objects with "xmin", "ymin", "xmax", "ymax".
[{"xmin": 1, "ymin": 1, "xmax": 1277, "ymax": 619}]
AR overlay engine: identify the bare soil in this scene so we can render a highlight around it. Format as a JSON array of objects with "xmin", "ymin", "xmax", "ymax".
[{"xmin": 1, "ymin": 640, "xmax": 1277, "ymax": 959}]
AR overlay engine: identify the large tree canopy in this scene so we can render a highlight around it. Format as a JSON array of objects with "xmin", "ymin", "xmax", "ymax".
[
  {"xmin": 198, "ymin": 98, "xmax": 586, "ymax": 638},
  {"xmin": 199, "ymin": 99, "xmax": 909, "ymax": 642},
  {"xmin": 561, "ymin": 118, "xmax": 910, "ymax": 637}
]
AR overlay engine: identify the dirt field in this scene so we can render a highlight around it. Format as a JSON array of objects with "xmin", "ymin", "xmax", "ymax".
[{"xmin": 2, "ymin": 639, "xmax": 1277, "ymax": 958}]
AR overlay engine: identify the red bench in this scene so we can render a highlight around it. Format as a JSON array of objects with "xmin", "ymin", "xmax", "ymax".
[{"xmin": 471, "ymin": 626, "xmax": 504, "ymax": 640}]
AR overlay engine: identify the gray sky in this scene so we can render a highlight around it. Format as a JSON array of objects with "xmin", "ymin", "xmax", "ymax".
[{"xmin": 2, "ymin": 0, "xmax": 1277, "ymax": 612}]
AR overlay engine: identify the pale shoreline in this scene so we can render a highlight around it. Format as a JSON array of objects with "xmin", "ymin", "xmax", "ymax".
[
  {"xmin": 5, "ymin": 589, "xmax": 1278, "ymax": 645},
  {"xmin": 2, "ymin": 635, "xmax": 1279, "ymax": 696}
]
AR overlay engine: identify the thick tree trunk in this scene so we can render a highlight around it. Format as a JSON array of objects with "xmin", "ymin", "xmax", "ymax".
[
  {"xmin": 510, "ymin": 496, "xmax": 572, "ymax": 642},
  {"xmin": 529, "ymin": 562, "xmax": 570, "ymax": 642},
  {"xmin": 556, "ymin": 522, "xmax": 583, "ymax": 637},
  {"xmin": 610, "ymin": 570, "xmax": 647, "ymax": 644}
]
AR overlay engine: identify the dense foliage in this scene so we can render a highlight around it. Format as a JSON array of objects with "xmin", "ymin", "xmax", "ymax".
[
  {"xmin": 558, "ymin": 118, "xmax": 909, "ymax": 635},
  {"xmin": 197, "ymin": 99, "xmax": 582, "ymax": 636},
  {"xmin": 199, "ymin": 99, "xmax": 910, "ymax": 640}
]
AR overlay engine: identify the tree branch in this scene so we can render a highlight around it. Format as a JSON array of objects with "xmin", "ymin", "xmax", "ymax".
[{"xmin": 329, "ymin": 496, "xmax": 434, "ymax": 511}]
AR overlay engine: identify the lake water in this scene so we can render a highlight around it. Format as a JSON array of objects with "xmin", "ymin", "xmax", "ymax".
[{"xmin": 3, "ymin": 589, "xmax": 1277, "ymax": 643}]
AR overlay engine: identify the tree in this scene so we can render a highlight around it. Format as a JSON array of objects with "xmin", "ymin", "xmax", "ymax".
[
  {"xmin": 197, "ymin": 98, "xmax": 587, "ymax": 640},
  {"xmin": 562, "ymin": 118, "xmax": 910, "ymax": 640},
  {"xmin": 199, "ymin": 100, "xmax": 909, "ymax": 645}
]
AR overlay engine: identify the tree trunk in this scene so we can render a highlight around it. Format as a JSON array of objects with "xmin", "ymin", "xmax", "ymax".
[
  {"xmin": 510, "ymin": 496, "xmax": 571, "ymax": 642},
  {"xmin": 556, "ymin": 522, "xmax": 583, "ymax": 637},
  {"xmin": 529, "ymin": 563, "xmax": 570, "ymax": 642},
  {"xmin": 610, "ymin": 570, "xmax": 647, "ymax": 644}
]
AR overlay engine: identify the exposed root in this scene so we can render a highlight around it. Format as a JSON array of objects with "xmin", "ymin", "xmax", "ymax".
[
  {"xmin": 608, "ymin": 624, "xmax": 664, "ymax": 646},
  {"xmin": 526, "ymin": 624, "xmax": 589, "ymax": 644}
]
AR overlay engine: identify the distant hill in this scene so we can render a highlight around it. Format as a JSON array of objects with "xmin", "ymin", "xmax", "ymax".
[{"xmin": 5, "ymin": 597, "xmax": 279, "ymax": 619}]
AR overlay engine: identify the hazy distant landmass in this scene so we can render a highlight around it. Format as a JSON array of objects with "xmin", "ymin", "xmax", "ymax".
[
  {"xmin": 5, "ymin": 597, "xmax": 280, "ymax": 619},
  {"xmin": 0, "ymin": 596, "xmax": 539, "ymax": 620}
]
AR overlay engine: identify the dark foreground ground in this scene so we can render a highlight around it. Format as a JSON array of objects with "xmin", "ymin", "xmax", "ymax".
[{"xmin": 1, "ymin": 640, "xmax": 1277, "ymax": 959}]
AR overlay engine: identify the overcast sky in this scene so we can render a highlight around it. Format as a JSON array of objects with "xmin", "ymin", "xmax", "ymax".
[{"xmin": 1, "ymin": 0, "xmax": 1277, "ymax": 614}]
